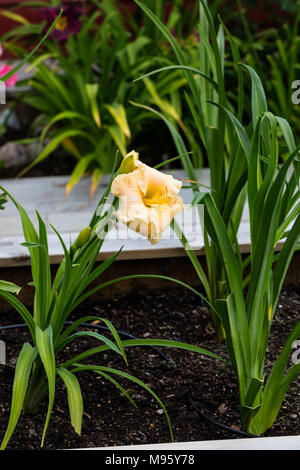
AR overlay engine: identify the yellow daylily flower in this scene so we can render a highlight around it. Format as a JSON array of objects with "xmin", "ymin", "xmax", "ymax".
[{"xmin": 111, "ymin": 154, "xmax": 184, "ymax": 245}]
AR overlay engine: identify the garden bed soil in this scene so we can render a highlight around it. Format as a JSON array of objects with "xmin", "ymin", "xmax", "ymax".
[{"xmin": 0, "ymin": 284, "xmax": 299, "ymax": 450}]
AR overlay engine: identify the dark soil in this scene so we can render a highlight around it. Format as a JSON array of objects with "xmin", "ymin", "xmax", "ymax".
[{"xmin": 0, "ymin": 284, "xmax": 299, "ymax": 450}]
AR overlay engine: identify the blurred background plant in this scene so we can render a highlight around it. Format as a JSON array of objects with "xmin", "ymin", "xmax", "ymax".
[
  {"xmin": 0, "ymin": 0, "xmax": 209, "ymax": 197},
  {"xmin": 1, "ymin": 0, "xmax": 300, "ymax": 188},
  {"xmin": 231, "ymin": 0, "xmax": 300, "ymax": 142}
]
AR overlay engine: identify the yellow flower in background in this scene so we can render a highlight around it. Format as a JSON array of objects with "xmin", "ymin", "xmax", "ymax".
[{"xmin": 111, "ymin": 152, "xmax": 184, "ymax": 245}]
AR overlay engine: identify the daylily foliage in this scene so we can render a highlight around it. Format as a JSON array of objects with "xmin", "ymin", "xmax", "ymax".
[{"xmin": 136, "ymin": 0, "xmax": 300, "ymax": 436}]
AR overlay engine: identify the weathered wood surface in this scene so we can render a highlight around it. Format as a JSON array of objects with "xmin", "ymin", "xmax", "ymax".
[{"xmin": 0, "ymin": 169, "xmax": 252, "ymax": 267}]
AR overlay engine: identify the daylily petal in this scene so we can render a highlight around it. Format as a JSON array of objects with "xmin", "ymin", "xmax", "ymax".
[{"xmin": 111, "ymin": 172, "xmax": 143, "ymax": 204}]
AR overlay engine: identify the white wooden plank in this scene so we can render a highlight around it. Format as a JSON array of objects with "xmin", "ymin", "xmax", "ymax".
[
  {"xmin": 0, "ymin": 169, "xmax": 251, "ymax": 267},
  {"xmin": 89, "ymin": 435, "xmax": 300, "ymax": 451}
]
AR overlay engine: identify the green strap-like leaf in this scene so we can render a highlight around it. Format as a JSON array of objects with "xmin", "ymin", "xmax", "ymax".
[
  {"xmin": 59, "ymin": 330, "xmax": 123, "ymax": 358},
  {"xmin": 72, "ymin": 364, "xmax": 174, "ymax": 441},
  {"xmin": 40, "ymin": 110, "xmax": 92, "ymax": 144},
  {"xmin": 134, "ymin": 65, "xmax": 218, "ymax": 92},
  {"xmin": 70, "ymin": 274, "xmax": 211, "ymax": 318},
  {"xmin": 0, "ymin": 344, "xmax": 37, "ymax": 450},
  {"xmin": 0, "ymin": 290, "xmax": 35, "ymax": 340},
  {"xmin": 171, "ymin": 219, "xmax": 210, "ymax": 297},
  {"xmin": 241, "ymin": 64, "xmax": 268, "ymax": 125},
  {"xmin": 35, "ymin": 211, "xmax": 52, "ymax": 328},
  {"xmin": 0, "ymin": 280, "xmax": 21, "ymax": 295},
  {"xmin": 86, "ymin": 84, "xmax": 101, "ymax": 128},
  {"xmin": 65, "ymin": 153, "xmax": 95, "ymax": 197},
  {"xmin": 35, "ymin": 325, "xmax": 56, "ymax": 447},
  {"xmin": 60, "ymin": 337, "xmax": 224, "ymax": 369},
  {"xmin": 0, "ymin": 186, "xmax": 39, "ymax": 244},
  {"xmin": 57, "ymin": 368, "xmax": 83, "ymax": 435},
  {"xmin": 71, "ymin": 247, "xmax": 123, "ymax": 302},
  {"xmin": 249, "ymin": 319, "xmax": 300, "ymax": 434},
  {"xmin": 95, "ymin": 371, "xmax": 137, "ymax": 408},
  {"xmin": 56, "ymin": 314, "xmax": 126, "ymax": 364},
  {"xmin": 0, "ymin": 10, "xmax": 29, "ymax": 25},
  {"xmin": 105, "ymin": 124, "xmax": 127, "ymax": 157},
  {"xmin": 219, "ymin": 15, "xmax": 244, "ymax": 121},
  {"xmin": 17, "ymin": 129, "xmax": 97, "ymax": 178},
  {"xmin": 106, "ymin": 103, "xmax": 130, "ymax": 139}
]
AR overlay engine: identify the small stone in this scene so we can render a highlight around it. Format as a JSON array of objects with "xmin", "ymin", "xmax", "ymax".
[
  {"xmin": 227, "ymin": 382, "xmax": 237, "ymax": 388},
  {"xmin": 156, "ymin": 409, "xmax": 164, "ymax": 415},
  {"xmin": 0, "ymin": 141, "xmax": 41, "ymax": 168},
  {"xmin": 231, "ymin": 425, "xmax": 241, "ymax": 431},
  {"xmin": 218, "ymin": 403, "xmax": 227, "ymax": 414}
]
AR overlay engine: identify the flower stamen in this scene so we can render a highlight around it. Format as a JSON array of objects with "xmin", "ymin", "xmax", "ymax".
[{"xmin": 55, "ymin": 17, "xmax": 68, "ymax": 31}]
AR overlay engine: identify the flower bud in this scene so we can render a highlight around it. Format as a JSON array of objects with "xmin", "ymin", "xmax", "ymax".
[
  {"xmin": 75, "ymin": 226, "xmax": 92, "ymax": 248},
  {"xmin": 117, "ymin": 150, "xmax": 139, "ymax": 175}
]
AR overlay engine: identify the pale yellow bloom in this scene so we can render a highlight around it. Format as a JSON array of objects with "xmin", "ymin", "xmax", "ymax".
[{"xmin": 111, "ymin": 155, "xmax": 184, "ymax": 245}]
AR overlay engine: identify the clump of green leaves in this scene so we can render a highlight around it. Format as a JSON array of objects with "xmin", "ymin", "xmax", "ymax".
[
  {"xmin": 196, "ymin": 110, "xmax": 300, "ymax": 434},
  {"xmin": 134, "ymin": 0, "xmax": 240, "ymax": 339},
  {"xmin": 0, "ymin": 165, "xmax": 221, "ymax": 449},
  {"xmin": 234, "ymin": 0, "xmax": 300, "ymax": 140},
  {"xmin": 136, "ymin": 0, "xmax": 300, "ymax": 435}
]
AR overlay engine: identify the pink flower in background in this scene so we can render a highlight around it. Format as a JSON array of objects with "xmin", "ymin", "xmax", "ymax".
[
  {"xmin": 0, "ymin": 43, "xmax": 18, "ymax": 87},
  {"xmin": 0, "ymin": 64, "xmax": 18, "ymax": 87}
]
